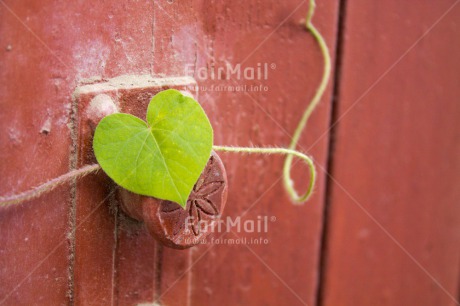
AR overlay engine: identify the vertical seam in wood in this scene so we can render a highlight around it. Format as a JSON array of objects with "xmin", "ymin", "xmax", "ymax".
[
  {"xmin": 457, "ymin": 255, "xmax": 460, "ymax": 305},
  {"xmin": 186, "ymin": 249, "xmax": 193, "ymax": 306},
  {"xmin": 111, "ymin": 191, "xmax": 119, "ymax": 306},
  {"xmin": 151, "ymin": 0, "xmax": 156, "ymax": 76},
  {"xmin": 315, "ymin": 0, "xmax": 348, "ymax": 305},
  {"xmin": 67, "ymin": 94, "xmax": 79, "ymax": 305},
  {"xmin": 151, "ymin": 3, "xmax": 164, "ymax": 304},
  {"xmin": 187, "ymin": 4, "xmax": 198, "ymax": 304},
  {"xmin": 154, "ymin": 243, "xmax": 164, "ymax": 304}
]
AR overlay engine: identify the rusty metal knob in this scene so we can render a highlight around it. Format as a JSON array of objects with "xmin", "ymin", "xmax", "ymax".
[{"xmin": 118, "ymin": 151, "xmax": 228, "ymax": 249}]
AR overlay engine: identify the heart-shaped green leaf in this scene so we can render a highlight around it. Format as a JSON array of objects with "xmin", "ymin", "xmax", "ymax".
[{"xmin": 93, "ymin": 89, "xmax": 213, "ymax": 208}]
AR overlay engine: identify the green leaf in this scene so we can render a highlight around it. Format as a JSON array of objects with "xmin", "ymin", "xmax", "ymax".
[{"xmin": 93, "ymin": 89, "xmax": 213, "ymax": 208}]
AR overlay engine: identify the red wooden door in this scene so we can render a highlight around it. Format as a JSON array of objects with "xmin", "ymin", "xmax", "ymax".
[
  {"xmin": 320, "ymin": 1, "xmax": 460, "ymax": 305},
  {"xmin": 1, "ymin": 1, "xmax": 459, "ymax": 305}
]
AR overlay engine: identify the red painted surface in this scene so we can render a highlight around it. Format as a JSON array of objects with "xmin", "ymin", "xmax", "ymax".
[
  {"xmin": 321, "ymin": 1, "xmax": 460, "ymax": 305},
  {"xmin": 1, "ymin": 0, "xmax": 75, "ymax": 303},
  {"xmin": 0, "ymin": 0, "xmax": 157, "ymax": 304},
  {"xmin": 177, "ymin": 0, "xmax": 340, "ymax": 305},
  {"xmin": 1, "ymin": 0, "xmax": 459, "ymax": 305}
]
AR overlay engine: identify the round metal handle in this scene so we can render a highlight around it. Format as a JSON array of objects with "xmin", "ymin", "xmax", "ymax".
[{"xmin": 118, "ymin": 151, "xmax": 228, "ymax": 249}]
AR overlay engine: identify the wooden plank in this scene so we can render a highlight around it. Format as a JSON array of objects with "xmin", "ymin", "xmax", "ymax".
[
  {"xmin": 71, "ymin": 1, "xmax": 156, "ymax": 304},
  {"xmin": 161, "ymin": 1, "xmax": 339, "ymax": 305},
  {"xmin": 148, "ymin": 1, "xmax": 205, "ymax": 305},
  {"xmin": 321, "ymin": 1, "xmax": 460, "ymax": 305},
  {"xmin": 0, "ymin": 1, "xmax": 74, "ymax": 304},
  {"xmin": 1, "ymin": 0, "xmax": 157, "ymax": 304},
  {"xmin": 116, "ymin": 219, "xmax": 157, "ymax": 305}
]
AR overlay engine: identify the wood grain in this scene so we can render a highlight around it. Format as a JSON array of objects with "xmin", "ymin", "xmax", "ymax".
[
  {"xmin": 320, "ymin": 1, "xmax": 460, "ymax": 305},
  {"xmin": 179, "ymin": 0, "xmax": 340, "ymax": 305},
  {"xmin": 1, "ymin": 1, "xmax": 75, "ymax": 303},
  {"xmin": 2, "ymin": 0, "xmax": 459, "ymax": 305}
]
